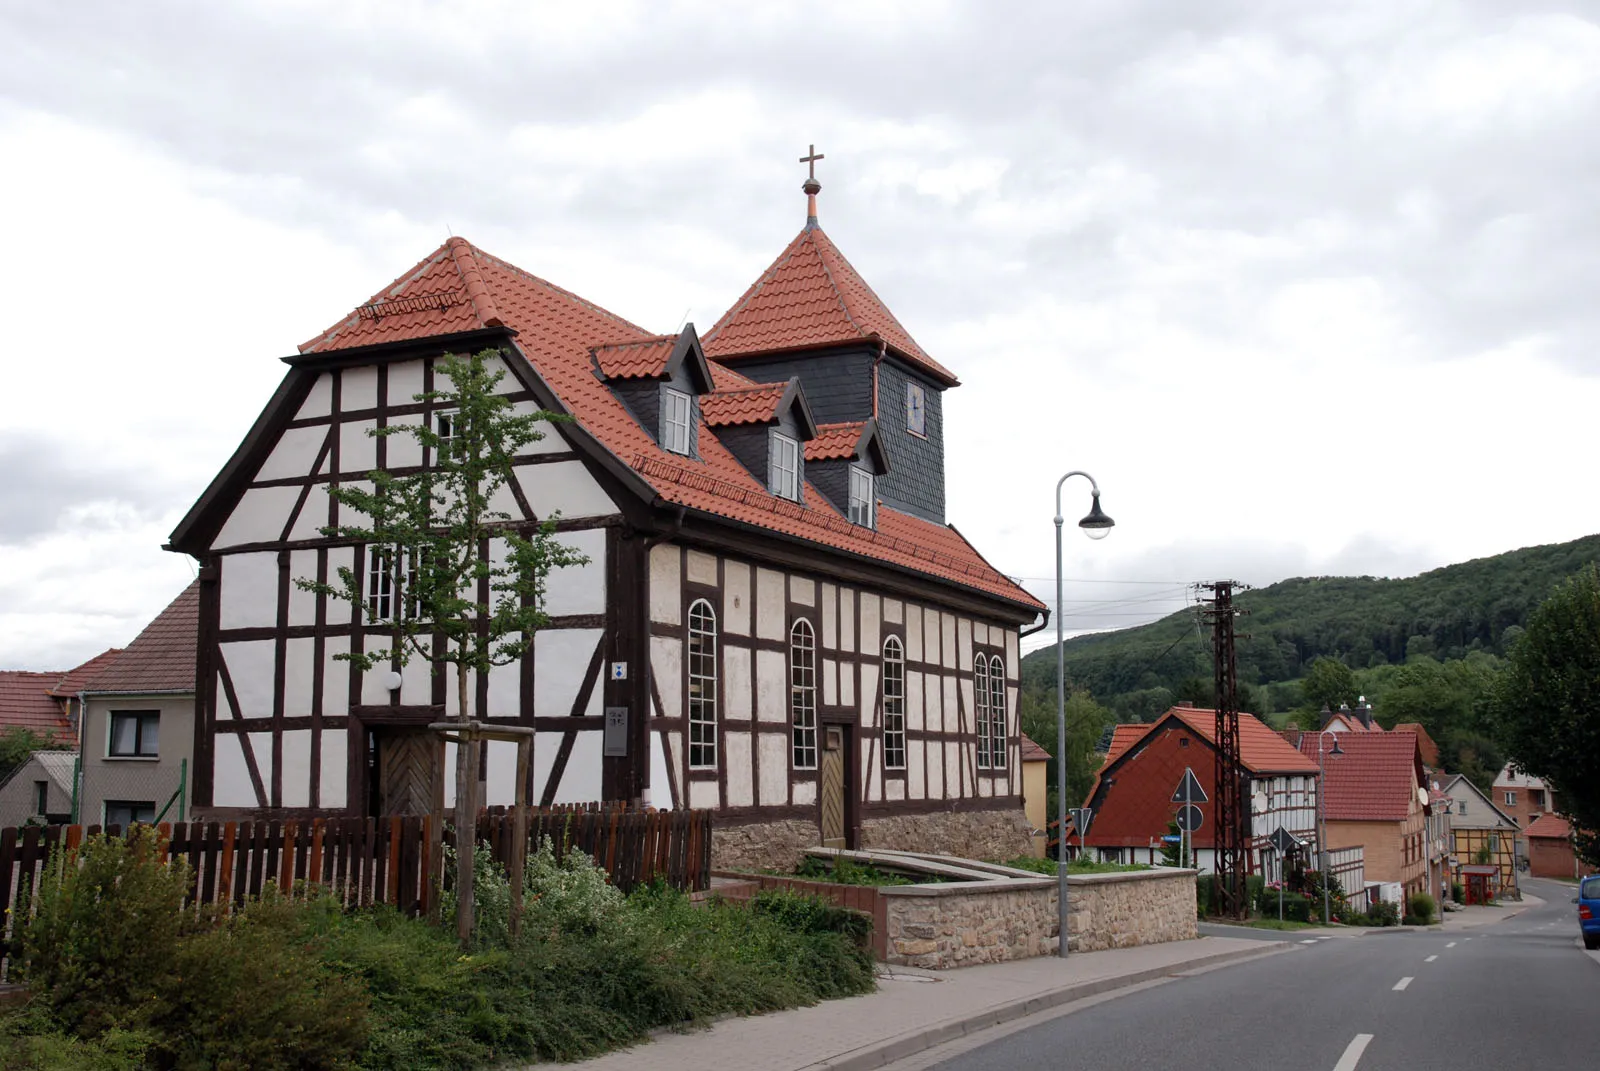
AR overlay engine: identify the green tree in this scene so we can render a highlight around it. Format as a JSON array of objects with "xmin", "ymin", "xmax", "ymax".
[
  {"xmin": 1019, "ymin": 687, "xmax": 1114, "ymax": 818},
  {"xmin": 0, "ymin": 727, "xmax": 72, "ymax": 783},
  {"xmin": 298, "ymin": 349, "xmax": 588, "ymax": 944},
  {"xmin": 1300, "ymin": 656, "xmax": 1358, "ymax": 715},
  {"xmin": 1490, "ymin": 564, "xmax": 1600, "ymax": 864}
]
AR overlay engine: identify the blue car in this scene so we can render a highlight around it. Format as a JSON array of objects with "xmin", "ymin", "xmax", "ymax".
[{"xmin": 1579, "ymin": 875, "xmax": 1600, "ymax": 950}]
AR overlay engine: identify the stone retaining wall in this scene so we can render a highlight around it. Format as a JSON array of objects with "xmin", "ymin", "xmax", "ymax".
[
  {"xmin": 709, "ymin": 805, "xmax": 1033, "ymax": 873},
  {"xmin": 1067, "ymin": 868, "xmax": 1199, "ymax": 953}
]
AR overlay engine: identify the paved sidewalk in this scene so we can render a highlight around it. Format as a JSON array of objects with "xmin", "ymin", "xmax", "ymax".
[
  {"xmin": 1438, "ymin": 891, "xmax": 1541, "ymax": 930},
  {"xmin": 530, "ymin": 936, "xmax": 1279, "ymax": 1071}
]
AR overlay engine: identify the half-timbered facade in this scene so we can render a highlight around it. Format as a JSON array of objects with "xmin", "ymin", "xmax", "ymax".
[{"xmin": 167, "ymin": 176, "xmax": 1045, "ymax": 868}]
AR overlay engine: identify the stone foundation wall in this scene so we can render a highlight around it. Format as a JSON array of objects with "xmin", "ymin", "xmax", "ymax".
[
  {"xmin": 860, "ymin": 807, "xmax": 1033, "ymax": 862},
  {"xmin": 1067, "ymin": 869, "xmax": 1199, "ymax": 953},
  {"xmin": 710, "ymin": 818, "xmax": 819, "ymax": 872}
]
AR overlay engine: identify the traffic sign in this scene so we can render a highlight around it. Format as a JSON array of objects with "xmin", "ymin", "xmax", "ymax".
[
  {"xmin": 1069, "ymin": 807, "xmax": 1094, "ymax": 836},
  {"xmin": 1173, "ymin": 768, "xmax": 1209, "ymax": 804},
  {"xmin": 1176, "ymin": 804, "xmax": 1203, "ymax": 832},
  {"xmin": 1269, "ymin": 826, "xmax": 1304, "ymax": 855}
]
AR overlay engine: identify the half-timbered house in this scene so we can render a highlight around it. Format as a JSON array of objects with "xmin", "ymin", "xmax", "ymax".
[{"xmin": 166, "ymin": 173, "xmax": 1046, "ymax": 869}]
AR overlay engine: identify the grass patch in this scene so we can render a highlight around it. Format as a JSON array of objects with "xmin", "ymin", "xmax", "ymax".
[
  {"xmin": 1001, "ymin": 856, "xmax": 1152, "ymax": 876},
  {"xmin": 791, "ymin": 855, "xmax": 919, "ymax": 886}
]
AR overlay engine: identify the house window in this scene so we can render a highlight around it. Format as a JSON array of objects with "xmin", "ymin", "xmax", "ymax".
[
  {"xmin": 975, "ymin": 655, "xmax": 993, "ymax": 769},
  {"xmin": 662, "ymin": 388, "xmax": 693, "ymax": 455},
  {"xmin": 906, "ymin": 381, "xmax": 927, "ymax": 436},
  {"xmin": 848, "ymin": 466, "xmax": 875, "ymax": 527},
  {"xmin": 1457, "ymin": 800, "xmax": 1468, "ymax": 815},
  {"xmin": 434, "ymin": 408, "xmax": 458, "ymax": 457},
  {"xmin": 366, "ymin": 546, "xmax": 395, "ymax": 620},
  {"xmin": 687, "ymin": 599, "xmax": 718, "ymax": 769},
  {"xmin": 105, "ymin": 800, "xmax": 156, "ymax": 828},
  {"xmin": 1504, "ymin": 791, "xmax": 1516, "ymax": 807},
  {"xmin": 1531, "ymin": 789, "xmax": 1546, "ymax": 810},
  {"xmin": 770, "ymin": 431, "xmax": 800, "ymax": 500},
  {"xmin": 109, "ymin": 711, "xmax": 159, "ymax": 758},
  {"xmin": 791, "ymin": 619, "xmax": 818, "ymax": 770},
  {"xmin": 33, "ymin": 781, "xmax": 48, "ymax": 815},
  {"xmin": 987, "ymin": 654, "xmax": 1007, "ymax": 771},
  {"xmin": 403, "ymin": 545, "xmax": 432, "ymax": 622},
  {"xmin": 882, "ymin": 636, "xmax": 906, "ymax": 770}
]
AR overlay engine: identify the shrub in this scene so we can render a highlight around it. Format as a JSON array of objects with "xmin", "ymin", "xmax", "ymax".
[
  {"xmin": 1366, "ymin": 900, "xmax": 1401, "ymax": 927},
  {"xmin": 0, "ymin": 1005, "xmax": 150, "ymax": 1071},
  {"xmin": 1451, "ymin": 881, "xmax": 1465, "ymax": 904},
  {"xmin": 1407, "ymin": 892, "xmax": 1438, "ymax": 925},
  {"xmin": 19, "ymin": 827, "xmax": 191, "ymax": 1038}
]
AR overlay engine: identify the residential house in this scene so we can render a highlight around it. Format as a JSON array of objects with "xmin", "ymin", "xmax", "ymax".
[
  {"xmin": 1299, "ymin": 730, "xmax": 1430, "ymax": 902},
  {"xmin": 1019, "ymin": 732, "xmax": 1050, "ymax": 857},
  {"xmin": 163, "ymin": 173, "xmax": 1047, "ymax": 870},
  {"xmin": 0, "ymin": 751, "xmax": 75, "ymax": 828},
  {"xmin": 1079, "ymin": 703, "xmax": 1321, "ymax": 875},
  {"xmin": 1441, "ymin": 773, "xmax": 1520, "ymax": 900},
  {"xmin": 1321, "ymin": 699, "xmax": 1378, "ymax": 733},
  {"xmin": 0, "ymin": 648, "xmax": 121, "ymax": 745},
  {"xmin": 1524, "ymin": 814, "xmax": 1579, "ymax": 879},
  {"xmin": 1493, "ymin": 764, "xmax": 1558, "ymax": 871},
  {"xmin": 76, "ymin": 583, "xmax": 200, "ymax": 828}
]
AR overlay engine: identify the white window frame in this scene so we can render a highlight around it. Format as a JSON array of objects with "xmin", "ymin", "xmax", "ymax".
[
  {"xmin": 434, "ymin": 408, "xmax": 459, "ymax": 457},
  {"xmin": 108, "ymin": 710, "xmax": 160, "ymax": 759},
  {"xmin": 848, "ymin": 465, "xmax": 875, "ymax": 527},
  {"xmin": 104, "ymin": 800, "xmax": 157, "ymax": 828},
  {"xmin": 688, "ymin": 599, "xmax": 718, "ymax": 769},
  {"xmin": 1504, "ymin": 791, "xmax": 1516, "ymax": 807},
  {"xmin": 975, "ymin": 655, "xmax": 993, "ymax": 770},
  {"xmin": 662, "ymin": 387, "xmax": 693, "ymax": 455},
  {"xmin": 366, "ymin": 546, "xmax": 395, "ymax": 621},
  {"xmin": 988, "ymin": 654, "xmax": 1007, "ymax": 771},
  {"xmin": 770, "ymin": 431, "xmax": 800, "ymax": 500},
  {"xmin": 791, "ymin": 619, "xmax": 818, "ymax": 770},
  {"xmin": 882, "ymin": 636, "xmax": 906, "ymax": 771}
]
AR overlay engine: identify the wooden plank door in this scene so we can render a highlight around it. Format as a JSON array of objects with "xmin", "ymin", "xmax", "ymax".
[
  {"xmin": 820, "ymin": 725, "xmax": 846, "ymax": 849},
  {"xmin": 375, "ymin": 730, "xmax": 436, "ymax": 818}
]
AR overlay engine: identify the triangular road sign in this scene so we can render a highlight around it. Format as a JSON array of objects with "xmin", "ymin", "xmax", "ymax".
[{"xmin": 1173, "ymin": 767, "xmax": 1209, "ymax": 804}]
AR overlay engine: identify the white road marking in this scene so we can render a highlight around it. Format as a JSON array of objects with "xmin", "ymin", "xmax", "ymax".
[
  {"xmin": 1301, "ymin": 939, "xmax": 1319, "ymax": 944},
  {"xmin": 1425, "ymin": 955, "xmax": 1438, "ymax": 962},
  {"xmin": 1333, "ymin": 1033, "xmax": 1375, "ymax": 1071},
  {"xmin": 1446, "ymin": 941, "xmax": 1457, "ymax": 948},
  {"xmin": 1393, "ymin": 977, "xmax": 1414, "ymax": 991},
  {"xmin": 1464, "ymin": 937, "xmax": 1473, "ymax": 941}
]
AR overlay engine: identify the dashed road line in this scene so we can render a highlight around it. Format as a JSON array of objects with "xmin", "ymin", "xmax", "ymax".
[
  {"xmin": 1425, "ymin": 955, "xmax": 1438, "ymax": 962},
  {"xmin": 1446, "ymin": 941, "xmax": 1457, "ymax": 948},
  {"xmin": 1393, "ymin": 977, "xmax": 1414, "ymax": 991},
  {"xmin": 1301, "ymin": 939, "xmax": 1318, "ymax": 945},
  {"xmin": 1333, "ymin": 1034, "xmax": 1374, "ymax": 1071}
]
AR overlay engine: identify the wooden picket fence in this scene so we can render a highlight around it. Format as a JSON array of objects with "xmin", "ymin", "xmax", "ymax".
[{"xmin": 0, "ymin": 806, "xmax": 712, "ymax": 983}]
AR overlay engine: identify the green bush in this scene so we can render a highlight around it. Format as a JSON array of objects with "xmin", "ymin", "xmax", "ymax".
[
  {"xmin": 19, "ymin": 828, "xmax": 191, "ymax": 1038},
  {"xmin": 0, "ymin": 1005, "xmax": 150, "ymax": 1071},
  {"xmin": 1451, "ymin": 881, "xmax": 1465, "ymax": 904},
  {"xmin": 1366, "ymin": 900, "xmax": 1401, "ymax": 927},
  {"xmin": 794, "ymin": 855, "xmax": 914, "ymax": 886},
  {"xmin": 1408, "ymin": 891, "xmax": 1437, "ymax": 924}
]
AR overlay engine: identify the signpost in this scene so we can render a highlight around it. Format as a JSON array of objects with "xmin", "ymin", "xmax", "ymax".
[
  {"xmin": 1172, "ymin": 768, "xmax": 1208, "ymax": 871},
  {"xmin": 1268, "ymin": 826, "xmax": 1306, "ymax": 922}
]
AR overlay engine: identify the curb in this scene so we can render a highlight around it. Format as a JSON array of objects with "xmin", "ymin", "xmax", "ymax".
[{"xmin": 811, "ymin": 942, "xmax": 1287, "ymax": 1071}]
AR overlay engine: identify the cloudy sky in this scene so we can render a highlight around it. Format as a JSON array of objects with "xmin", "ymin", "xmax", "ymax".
[{"xmin": 4, "ymin": 0, "xmax": 1599, "ymax": 669}]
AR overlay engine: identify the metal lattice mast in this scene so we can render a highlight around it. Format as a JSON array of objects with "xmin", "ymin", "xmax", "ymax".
[{"xmin": 1204, "ymin": 581, "xmax": 1247, "ymax": 920}]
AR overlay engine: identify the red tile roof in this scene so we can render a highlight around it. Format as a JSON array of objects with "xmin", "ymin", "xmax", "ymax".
[
  {"xmin": 299, "ymin": 239, "xmax": 1040, "ymax": 613},
  {"xmin": 0, "ymin": 671, "xmax": 71, "ymax": 740},
  {"xmin": 700, "ymin": 384, "xmax": 787, "ymax": 427},
  {"xmin": 1020, "ymin": 732, "xmax": 1051, "ymax": 762},
  {"xmin": 48, "ymin": 648, "xmax": 123, "ymax": 698},
  {"xmin": 1392, "ymin": 722, "xmax": 1441, "ymax": 768},
  {"xmin": 701, "ymin": 225, "xmax": 957, "ymax": 386},
  {"xmin": 1297, "ymin": 731, "xmax": 1423, "ymax": 822},
  {"xmin": 806, "ymin": 422, "xmax": 868, "ymax": 462},
  {"xmin": 86, "ymin": 582, "xmax": 200, "ymax": 694},
  {"xmin": 1108, "ymin": 706, "xmax": 1320, "ymax": 775},
  {"xmin": 592, "ymin": 336, "xmax": 677, "ymax": 380},
  {"xmin": 1524, "ymin": 813, "xmax": 1571, "ymax": 839}
]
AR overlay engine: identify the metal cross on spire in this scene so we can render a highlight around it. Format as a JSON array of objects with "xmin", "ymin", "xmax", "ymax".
[
  {"xmin": 800, "ymin": 143, "xmax": 824, "ymax": 227},
  {"xmin": 800, "ymin": 144, "xmax": 825, "ymax": 182}
]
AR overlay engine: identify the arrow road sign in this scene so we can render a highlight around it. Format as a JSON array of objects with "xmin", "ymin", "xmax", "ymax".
[
  {"xmin": 1270, "ymin": 826, "xmax": 1306, "ymax": 855},
  {"xmin": 1173, "ymin": 767, "xmax": 1209, "ymax": 804},
  {"xmin": 1176, "ymin": 804, "xmax": 1203, "ymax": 833}
]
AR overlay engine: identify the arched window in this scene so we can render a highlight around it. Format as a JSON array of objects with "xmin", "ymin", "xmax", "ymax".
[
  {"xmin": 974, "ymin": 654, "xmax": 993, "ymax": 769},
  {"xmin": 987, "ymin": 654, "xmax": 1008, "ymax": 771},
  {"xmin": 791, "ymin": 618, "xmax": 818, "ymax": 769},
  {"xmin": 687, "ymin": 599, "xmax": 718, "ymax": 769},
  {"xmin": 882, "ymin": 636, "xmax": 906, "ymax": 770}
]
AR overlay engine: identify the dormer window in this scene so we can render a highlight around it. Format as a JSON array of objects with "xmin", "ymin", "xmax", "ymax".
[
  {"xmin": 848, "ymin": 466, "xmax": 875, "ymax": 527},
  {"xmin": 662, "ymin": 388, "xmax": 693, "ymax": 455},
  {"xmin": 770, "ymin": 431, "xmax": 800, "ymax": 500}
]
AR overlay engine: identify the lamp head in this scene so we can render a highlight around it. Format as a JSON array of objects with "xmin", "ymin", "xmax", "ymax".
[
  {"xmin": 1078, "ymin": 491, "xmax": 1114, "ymax": 541},
  {"xmin": 1330, "ymin": 736, "xmax": 1344, "ymax": 757}
]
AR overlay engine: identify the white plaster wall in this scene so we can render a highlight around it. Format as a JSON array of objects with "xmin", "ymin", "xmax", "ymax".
[
  {"xmin": 487, "ymin": 659, "xmax": 520, "ymax": 718},
  {"xmin": 223, "ymin": 640, "xmax": 276, "ymax": 719},
  {"xmin": 725, "ymin": 731, "xmax": 753, "ymax": 807},
  {"xmin": 213, "ymin": 486, "xmax": 302, "ymax": 550},
  {"xmin": 958, "ymin": 618, "xmax": 972, "ymax": 672},
  {"xmin": 649, "ymin": 732, "xmax": 674, "ymax": 808},
  {"xmin": 651, "ymin": 637, "xmax": 682, "ymax": 720},
  {"xmin": 485, "ymin": 740, "xmax": 519, "ymax": 806},
  {"xmin": 514, "ymin": 460, "xmax": 616, "ymax": 521},
  {"xmin": 361, "ymin": 663, "xmax": 391, "ymax": 707},
  {"xmin": 298, "ymin": 374, "xmax": 332, "ymax": 419},
  {"xmin": 650, "ymin": 546, "xmax": 681, "ymax": 625},
  {"xmin": 821, "ymin": 584, "xmax": 837, "ymax": 648},
  {"xmin": 906, "ymin": 603, "xmax": 922, "ymax": 663},
  {"xmin": 512, "ymin": 410, "xmax": 569, "ymax": 454},
  {"xmin": 884, "ymin": 597, "xmax": 902, "ymax": 625},
  {"xmin": 287, "ymin": 489, "xmax": 331, "ymax": 543},
  {"xmin": 341, "ymin": 366, "xmax": 378, "ymax": 412},
  {"xmin": 284, "ymin": 638, "xmax": 315, "ymax": 716},
  {"xmin": 759, "ymin": 734, "xmax": 787, "ymax": 805},
  {"xmin": 793, "ymin": 780, "xmax": 816, "ymax": 807},
  {"xmin": 754, "ymin": 649, "xmax": 785, "ymax": 722},
  {"xmin": 320, "ymin": 729, "xmax": 347, "ymax": 808},
  {"xmin": 865, "ymin": 741, "xmax": 882, "ymax": 802},
  {"xmin": 840, "ymin": 662, "xmax": 854, "ymax": 708},
  {"xmin": 907, "ymin": 671, "xmax": 925, "ymax": 732},
  {"xmin": 790, "ymin": 575, "xmax": 815, "ymax": 607},
  {"xmin": 723, "ymin": 561, "xmax": 751, "ymax": 636},
  {"xmin": 400, "ymin": 656, "xmax": 432, "ymax": 704},
  {"xmin": 860, "ymin": 594, "xmax": 880, "ymax": 654},
  {"xmin": 822, "ymin": 658, "xmax": 837, "ymax": 707},
  {"xmin": 257, "ymin": 425, "xmax": 327, "ymax": 482},
  {"xmin": 220, "ymin": 552, "xmax": 279, "ymax": 630},
  {"xmin": 213, "ymin": 735, "xmax": 257, "ymax": 807},
  {"xmin": 542, "ymin": 528, "xmax": 607, "ymax": 616},
  {"xmin": 944, "ymin": 736, "xmax": 961, "ymax": 799},
  {"xmin": 386, "ymin": 414, "xmax": 423, "ymax": 469},
  {"xmin": 909, "ymin": 740, "xmax": 926, "ymax": 797},
  {"xmin": 689, "ymin": 780, "xmax": 718, "ymax": 810},
  {"xmin": 860, "ymin": 664, "xmax": 880, "ymax": 725},
  {"xmin": 924, "ymin": 608, "xmax": 940, "ymax": 663},
  {"xmin": 287, "ymin": 550, "xmax": 318, "ymax": 626},
  {"xmin": 323, "ymin": 636, "xmax": 349, "ymax": 717},
  {"xmin": 280, "ymin": 730, "xmax": 312, "ymax": 807},
  {"xmin": 724, "ymin": 645, "xmax": 752, "ymax": 720},
  {"xmin": 754, "ymin": 569, "xmax": 784, "ymax": 640},
  {"xmin": 536, "ymin": 629, "xmax": 601, "ymax": 717},
  {"xmin": 686, "ymin": 549, "xmax": 718, "ymax": 586},
  {"xmin": 339, "ymin": 418, "xmax": 378, "ymax": 476},
  {"xmin": 886, "ymin": 778, "xmax": 905, "ymax": 801},
  {"xmin": 531, "ymin": 731, "xmax": 562, "ymax": 802},
  {"xmin": 388, "ymin": 359, "xmax": 425, "ymax": 407},
  {"xmin": 840, "ymin": 589, "xmax": 855, "ymax": 650},
  {"xmin": 333, "ymin": 480, "xmax": 374, "ymax": 529},
  {"xmin": 942, "ymin": 614, "xmax": 956, "ymax": 669},
  {"xmin": 481, "ymin": 354, "xmax": 517, "ymax": 393}
]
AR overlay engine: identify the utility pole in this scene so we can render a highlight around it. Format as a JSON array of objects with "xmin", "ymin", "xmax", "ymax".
[{"xmin": 1200, "ymin": 581, "xmax": 1249, "ymax": 920}]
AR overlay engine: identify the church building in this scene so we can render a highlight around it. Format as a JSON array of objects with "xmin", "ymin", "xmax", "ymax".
[{"xmin": 167, "ymin": 161, "xmax": 1045, "ymax": 869}]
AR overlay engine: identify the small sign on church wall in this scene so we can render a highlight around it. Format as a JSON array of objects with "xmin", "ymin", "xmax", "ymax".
[
  {"xmin": 604, "ymin": 706, "xmax": 628, "ymax": 756},
  {"xmin": 611, "ymin": 662, "xmax": 628, "ymax": 681}
]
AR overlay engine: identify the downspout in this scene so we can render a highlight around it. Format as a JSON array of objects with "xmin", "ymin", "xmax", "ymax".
[
  {"xmin": 636, "ymin": 503, "xmax": 687, "ymax": 808},
  {"xmin": 73, "ymin": 690, "xmax": 88, "ymax": 824}
]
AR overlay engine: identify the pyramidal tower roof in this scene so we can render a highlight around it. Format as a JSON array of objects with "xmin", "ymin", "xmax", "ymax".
[{"xmin": 702, "ymin": 151, "xmax": 957, "ymax": 386}]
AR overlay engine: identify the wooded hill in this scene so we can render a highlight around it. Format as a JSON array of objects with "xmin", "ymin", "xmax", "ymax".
[{"xmin": 1019, "ymin": 533, "xmax": 1600, "ymax": 722}]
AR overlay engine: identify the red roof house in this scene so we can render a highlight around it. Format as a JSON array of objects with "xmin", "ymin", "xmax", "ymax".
[
  {"xmin": 1, "ymin": 647, "xmax": 123, "ymax": 745},
  {"xmin": 1298, "ymin": 731, "xmax": 1429, "ymax": 896},
  {"xmin": 1524, "ymin": 813, "xmax": 1579, "ymax": 879}
]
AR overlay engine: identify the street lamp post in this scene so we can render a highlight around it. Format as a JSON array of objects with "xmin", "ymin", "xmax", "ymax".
[
  {"xmin": 1053, "ymin": 472, "xmax": 1114, "ymax": 958},
  {"xmin": 1315, "ymin": 730, "xmax": 1344, "ymax": 925}
]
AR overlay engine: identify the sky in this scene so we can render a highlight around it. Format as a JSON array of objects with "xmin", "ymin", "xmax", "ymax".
[{"xmin": 3, "ymin": 0, "xmax": 1599, "ymax": 670}]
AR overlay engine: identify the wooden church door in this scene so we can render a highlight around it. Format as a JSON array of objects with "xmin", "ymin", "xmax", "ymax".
[
  {"xmin": 369, "ymin": 728, "xmax": 438, "ymax": 818},
  {"xmin": 820, "ymin": 725, "xmax": 848, "ymax": 848}
]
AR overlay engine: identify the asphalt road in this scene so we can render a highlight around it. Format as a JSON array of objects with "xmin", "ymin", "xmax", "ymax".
[{"xmin": 911, "ymin": 878, "xmax": 1597, "ymax": 1071}]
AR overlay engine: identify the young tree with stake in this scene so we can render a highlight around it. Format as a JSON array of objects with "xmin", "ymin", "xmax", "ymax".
[{"xmin": 297, "ymin": 348, "xmax": 588, "ymax": 945}]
